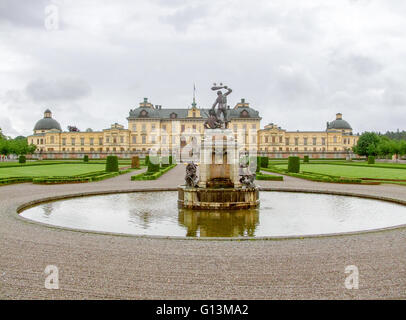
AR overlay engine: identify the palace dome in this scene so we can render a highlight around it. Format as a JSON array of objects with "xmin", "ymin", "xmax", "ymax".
[
  {"xmin": 327, "ymin": 113, "xmax": 352, "ymax": 130},
  {"xmin": 34, "ymin": 109, "xmax": 62, "ymax": 131}
]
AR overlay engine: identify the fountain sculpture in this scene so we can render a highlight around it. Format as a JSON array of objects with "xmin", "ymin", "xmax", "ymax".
[{"xmin": 178, "ymin": 84, "xmax": 259, "ymax": 210}]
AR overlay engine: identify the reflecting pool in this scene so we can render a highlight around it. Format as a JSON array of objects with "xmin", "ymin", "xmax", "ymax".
[{"xmin": 20, "ymin": 191, "xmax": 406, "ymax": 238}]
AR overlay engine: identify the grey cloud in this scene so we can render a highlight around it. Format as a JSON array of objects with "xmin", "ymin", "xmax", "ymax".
[
  {"xmin": 0, "ymin": 0, "xmax": 49, "ymax": 27},
  {"xmin": 160, "ymin": 4, "xmax": 209, "ymax": 32},
  {"xmin": 25, "ymin": 78, "xmax": 92, "ymax": 102}
]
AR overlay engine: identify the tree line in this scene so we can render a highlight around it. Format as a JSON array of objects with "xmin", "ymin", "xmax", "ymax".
[
  {"xmin": 0, "ymin": 129, "xmax": 37, "ymax": 156},
  {"xmin": 353, "ymin": 132, "xmax": 406, "ymax": 158}
]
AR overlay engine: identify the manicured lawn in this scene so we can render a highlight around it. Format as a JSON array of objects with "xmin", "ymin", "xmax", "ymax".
[
  {"xmin": 0, "ymin": 164, "xmax": 108, "ymax": 178},
  {"xmin": 274, "ymin": 164, "xmax": 406, "ymax": 180}
]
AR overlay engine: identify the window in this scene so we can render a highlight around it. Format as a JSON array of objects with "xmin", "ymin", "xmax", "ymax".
[
  {"xmin": 120, "ymin": 136, "xmax": 124, "ymax": 143},
  {"xmin": 265, "ymin": 136, "xmax": 269, "ymax": 143},
  {"xmin": 193, "ymin": 112, "xmax": 196, "ymax": 118},
  {"xmin": 113, "ymin": 138, "xmax": 117, "ymax": 144},
  {"xmin": 162, "ymin": 136, "xmax": 167, "ymax": 144},
  {"xmin": 151, "ymin": 136, "xmax": 156, "ymax": 144},
  {"xmin": 90, "ymin": 138, "xmax": 94, "ymax": 146},
  {"xmin": 192, "ymin": 124, "xmax": 196, "ymax": 131},
  {"xmin": 132, "ymin": 136, "xmax": 137, "ymax": 144},
  {"xmin": 181, "ymin": 125, "xmax": 185, "ymax": 132},
  {"xmin": 251, "ymin": 124, "xmax": 256, "ymax": 130},
  {"xmin": 294, "ymin": 138, "xmax": 299, "ymax": 146},
  {"xmin": 50, "ymin": 136, "xmax": 54, "ymax": 143},
  {"xmin": 99, "ymin": 138, "xmax": 103, "ymax": 145},
  {"xmin": 304, "ymin": 138, "xmax": 308, "ymax": 145},
  {"xmin": 162, "ymin": 125, "xmax": 166, "ymax": 132},
  {"xmin": 80, "ymin": 138, "xmax": 85, "ymax": 145},
  {"xmin": 313, "ymin": 137, "xmax": 317, "ymax": 145},
  {"xmin": 132, "ymin": 124, "xmax": 136, "ymax": 131},
  {"xmin": 285, "ymin": 138, "xmax": 290, "ymax": 145},
  {"xmin": 106, "ymin": 137, "xmax": 110, "ymax": 143},
  {"xmin": 272, "ymin": 136, "xmax": 276, "ymax": 144},
  {"xmin": 151, "ymin": 124, "xmax": 156, "ymax": 131},
  {"xmin": 242, "ymin": 124, "xmax": 247, "ymax": 131},
  {"xmin": 279, "ymin": 136, "xmax": 283, "ymax": 143},
  {"xmin": 62, "ymin": 138, "xmax": 66, "ymax": 146},
  {"xmin": 333, "ymin": 136, "xmax": 337, "ymax": 143},
  {"xmin": 142, "ymin": 124, "xmax": 146, "ymax": 132},
  {"xmin": 251, "ymin": 136, "xmax": 256, "ymax": 143},
  {"xmin": 142, "ymin": 136, "xmax": 146, "ymax": 144},
  {"xmin": 71, "ymin": 138, "xmax": 75, "ymax": 146},
  {"xmin": 322, "ymin": 138, "xmax": 326, "ymax": 145},
  {"xmin": 233, "ymin": 124, "xmax": 237, "ymax": 132}
]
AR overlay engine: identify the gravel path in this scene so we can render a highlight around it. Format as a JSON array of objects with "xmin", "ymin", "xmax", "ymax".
[{"xmin": 0, "ymin": 165, "xmax": 405, "ymax": 299}]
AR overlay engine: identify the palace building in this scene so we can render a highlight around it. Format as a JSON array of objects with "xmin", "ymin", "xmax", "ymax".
[{"xmin": 28, "ymin": 97, "xmax": 358, "ymax": 159}]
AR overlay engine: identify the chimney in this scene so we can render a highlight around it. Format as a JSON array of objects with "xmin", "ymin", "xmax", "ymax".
[{"xmin": 336, "ymin": 113, "xmax": 342, "ymax": 120}]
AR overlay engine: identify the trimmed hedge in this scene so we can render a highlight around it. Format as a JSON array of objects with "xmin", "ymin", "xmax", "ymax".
[
  {"xmin": 147, "ymin": 156, "xmax": 160, "ymax": 173},
  {"xmin": 256, "ymin": 173, "xmax": 283, "ymax": 181},
  {"xmin": 260, "ymin": 156, "xmax": 269, "ymax": 168},
  {"xmin": 261, "ymin": 167, "xmax": 371, "ymax": 184},
  {"xmin": 18, "ymin": 155, "xmax": 26, "ymax": 164},
  {"xmin": 106, "ymin": 155, "xmax": 119, "ymax": 172},
  {"xmin": 144, "ymin": 155, "xmax": 150, "ymax": 166},
  {"xmin": 303, "ymin": 155, "xmax": 309, "ymax": 163},
  {"xmin": 131, "ymin": 156, "xmax": 140, "ymax": 169},
  {"xmin": 131, "ymin": 164, "xmax": 176, "ymax": 181},
  {"xmin": 83, "ymin": 155, "xmax": 89, "ymax": 162},
  {"xmin": 368, "ymin": 156, "xmax": 375, "ymax": 164},
  {"xmin": 288, "ymin": 156, "xmax": 300, "ymax": 173}
]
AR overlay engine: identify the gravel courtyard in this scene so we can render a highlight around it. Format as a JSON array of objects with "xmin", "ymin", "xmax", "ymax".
[{"xmin": 0, "ymin": 165, "xmax": 405, "ymax": 299}]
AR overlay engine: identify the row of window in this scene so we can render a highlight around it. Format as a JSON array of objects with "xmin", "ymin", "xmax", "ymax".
[
  {"xmin": 130, "ymin": 123, "xmax": 258, "ymax": 132},
  {"xmin": 262, "ymin": 136, "xmax": 356, "ymax": 145}
]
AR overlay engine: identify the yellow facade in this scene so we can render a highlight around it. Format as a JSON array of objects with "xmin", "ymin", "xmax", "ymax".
[{"xmin": 28, "ymin": 100, "xmax": 358, "ymax": 158}]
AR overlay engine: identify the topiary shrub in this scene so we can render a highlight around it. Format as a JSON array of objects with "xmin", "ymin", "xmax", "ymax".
[
  {"xmin": 368, "ymin": 156, "xmax": 375, "ymax": 164},
  {"xmin": 169, "ymin": 155, "xmax": 173, "ymax": 165},
  {"xmin": 161, "ymin": 155, "xmax": 170, "ymax": 168},
  {"xmin": 18, "ymin": 155, "xmax": 26, "ymax": 164},
  {"xmin": 131, "ymin": 156, "xmax": 140, "ymax": 169},
  {"xmin": 83, "ymin": 155, "xmax": 89, "ymax": 162},
  {"xmin": 144, "ymin": 155, "xmax": 150, "ymax": 166},
  {"xmin": 255, "ymin": 156, "xmax": 261, "ymax": 172},
  {"xmin": 147, "ymin": 156, "xmax": 160, "ymax": 173},
  {"xmin": 303, "ymin": 155, "xmax": 309, "ymax": 163},
  {"xmin": 288, "ymin": 156, "xmax": 300, "ymax": 173},
  {"xmin": 105, "ymin": 155, "xmax": 119, "ymax": 172},
  {"xmin": 261, "ymin": 156, "xmax": 269, "ymax": 168}
]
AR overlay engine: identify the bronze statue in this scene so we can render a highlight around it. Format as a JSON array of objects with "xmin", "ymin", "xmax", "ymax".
[
  {"xmin": 239, "ymin": 162, "xmax": 256, "ymax": 188},
  {"xmin": 204, "ymin": 109, "xmax": 222, "ymax": 129},
  {"xmin": 185, "ymin": 162, "xmax": 199, "ymax": 187},
  {"xmin": 211, "ymin": 83, "xmax": 232, "ymax": 128}
]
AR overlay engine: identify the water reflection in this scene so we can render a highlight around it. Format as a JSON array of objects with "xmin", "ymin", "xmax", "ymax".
[
  {"xmin": 178, "ymin": 209, "xmax": 259, "ymax": 237},
  {"xmin": 20, "ymin": 191, "xmax": 406, "ymax": 238}
]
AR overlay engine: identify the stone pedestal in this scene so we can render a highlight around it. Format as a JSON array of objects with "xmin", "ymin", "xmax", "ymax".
[
  {"xmin": 178, "ymin": 187, "xmax": 259, "ymax": 210},
  {"xmin": 198, "ymin": 129, "xmax": 241, "ymax": 188}
]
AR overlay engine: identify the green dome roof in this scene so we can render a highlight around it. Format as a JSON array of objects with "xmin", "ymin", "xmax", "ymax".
[
  {"xmin": 34, "ymin": 110, "xmax": 62, "ymax": 131},
  {"xmin": 327, "ymin": 119, "xmax": 352, "ymax": 130},
  {"xmin": 327, "ymin": 114, "xmax": 352, "ymax": 130}
]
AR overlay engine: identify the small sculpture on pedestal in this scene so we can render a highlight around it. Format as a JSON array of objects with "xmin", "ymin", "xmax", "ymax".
[
  {"xmin": 239, "ymin": 163, "xmax": 256, "ymax": 189},
  {"xmin": 185, "ymin": 162, "xmax": 199, "ymax": 188}
]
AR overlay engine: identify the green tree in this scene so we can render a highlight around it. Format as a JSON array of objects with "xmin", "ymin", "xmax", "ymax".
[{"xmin": 353, "ymin": 132, "xmax": 381, "ymax": 156}]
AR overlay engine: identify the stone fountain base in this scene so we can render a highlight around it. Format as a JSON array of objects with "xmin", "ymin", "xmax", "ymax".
[{"xmin": 178, "ymin": 186, "xmax": 259, "ymax": 210}]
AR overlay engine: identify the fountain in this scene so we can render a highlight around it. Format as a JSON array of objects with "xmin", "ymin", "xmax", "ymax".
[{"xmin": 178, "ymin": 83, "xmax": 259, "ymax": 210}]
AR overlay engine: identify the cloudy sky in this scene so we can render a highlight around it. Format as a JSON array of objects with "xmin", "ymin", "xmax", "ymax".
[{"xmin": 1, "ymin": 0, "xmax": 405, "ymax": 137}]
